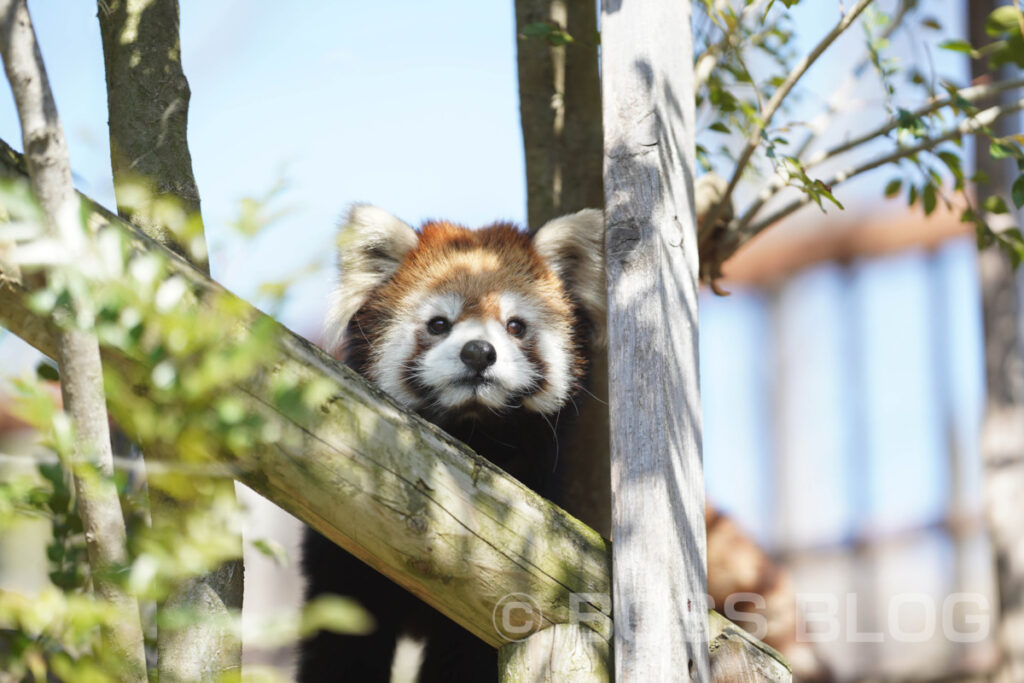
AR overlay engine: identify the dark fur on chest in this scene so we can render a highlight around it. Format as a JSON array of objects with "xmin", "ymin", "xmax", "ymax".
[{"xmin": 298, "ymin": 351, "xmax": 577, "ymax": 682}]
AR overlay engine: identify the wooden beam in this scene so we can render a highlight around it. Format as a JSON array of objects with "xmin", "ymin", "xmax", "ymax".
[
  {"xmin": 709, "ymin": 611, "xmax": 792, "ymax": 682},
  {"xmin": 601, "ymin": 0, "xmax": 710, "ymax": 679}
]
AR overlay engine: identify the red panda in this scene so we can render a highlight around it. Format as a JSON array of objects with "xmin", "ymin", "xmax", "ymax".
[{"xmin": 301, "ymin": 205, "xmax": 604, "ymax": 682}]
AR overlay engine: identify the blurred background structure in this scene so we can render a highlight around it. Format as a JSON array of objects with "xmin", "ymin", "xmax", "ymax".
[
  {"xmin": 704, "ymin": 207, "xmax": 996, "ymax": 680},
  {"xmin": 0, "ymin": 1, "xmax": 1020, "ymax": 680}
]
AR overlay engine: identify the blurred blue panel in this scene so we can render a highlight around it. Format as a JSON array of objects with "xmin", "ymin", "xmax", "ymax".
[
  {"xmin": 853, "ymin": 252, "xmax": 948, "ymax": 532},
  {"xmin": 700, "ymin": 288, "xmax": 775, "ymax": 543},
  {"xmin": 773, "ymin": 266, "xmax": 856, "ymax": 548}
]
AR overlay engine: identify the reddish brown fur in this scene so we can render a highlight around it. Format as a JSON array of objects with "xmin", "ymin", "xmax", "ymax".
[
  {"xmin": 379, "ymin": 221, "xmax": 572, "ymax": 325},
  {"xmin": 343, "ymin": 220, "xmax": 591, "ymax": 411}
]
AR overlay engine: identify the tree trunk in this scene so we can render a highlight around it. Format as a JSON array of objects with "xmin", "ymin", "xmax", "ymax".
[
  {"xmin": 515, "ymin": 0, "xmax": 603, "ymax": 230},
  {"xmin": 515, "ymin": 0, "xmax": 610, "ymax": 538},
  {"xmin": 969, "ymin": 2, "xmax": 1024, "ymax": 680},
  {"xmin": 97, "ymin": 3, "xmax": 240, "ymax": 680},
  {"xmin": 0, "ymin": 2, "xmax": 146, "ymax": 679},
  {"xmin": 601, "ymin": 0, "xmax": 710, "ymax": 679},
  {"xmin": 97, "ymin": 0, "xmax": 208, "ymax": 273}
]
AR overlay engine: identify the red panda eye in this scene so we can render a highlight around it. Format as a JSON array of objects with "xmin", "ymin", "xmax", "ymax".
[
  {"xmin": 427, "ymin": 317, "xmax": 451, "ymax": 335},
  {"xmin": 506, "ymin": 318, "xmax": 526, "ymax": 338}
]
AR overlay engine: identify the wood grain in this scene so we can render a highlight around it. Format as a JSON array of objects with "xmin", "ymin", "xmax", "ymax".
[{"xmin": 601, "ymin": 0, "xmax": 710, "ymax": 679}]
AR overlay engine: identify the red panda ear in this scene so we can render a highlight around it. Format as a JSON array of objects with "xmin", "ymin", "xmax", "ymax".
[
  {"xmin": 532, "ymin": 208, "xmax": 607, "ymax": 348},
  {"xmin": 325, "ymin": 204, "xmax": 418, "ymax": 351}
]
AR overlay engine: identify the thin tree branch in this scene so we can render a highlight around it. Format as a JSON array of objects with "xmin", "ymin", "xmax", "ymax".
[
  {"xmin": 807, "ymin": 77, "xmax": 1024, "ymax": 170},
  {"xmin": 733, "ymin": 77, "xmax": 1024, "ymax": 233},
  {"xmin": 693, "ymin": 0, "xmax": 770, "ymax": 91},
  {"xmin": 790, "ymin": 0, "xmax": 914, "ymax": 160},
  {"xmin": 0, "ymin": 1, "xmax": 146, "ymax": 680},
  {"xmin": 700, "ymin": 0, "xmax": 875, "ymax": 249},
  {"xmin": 737, "ymin": 96, "xmax": 1024, "ymax": 251}
]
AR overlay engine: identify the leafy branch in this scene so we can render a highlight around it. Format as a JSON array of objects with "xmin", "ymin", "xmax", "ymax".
[
  {"xmin": 696, "ymin": 1, "xmax": 1024, "ymax": 284},
  {"xmin": 699, "ymin": 0, "xmax": 876, "ymax": 249}
]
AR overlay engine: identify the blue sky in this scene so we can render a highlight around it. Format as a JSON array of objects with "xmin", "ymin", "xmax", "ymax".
[{"xmin": 0, "ymin": 1, "xmax": 529, "ymax": 334}]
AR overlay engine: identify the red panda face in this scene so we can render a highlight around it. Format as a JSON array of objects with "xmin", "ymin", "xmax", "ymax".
[{"xmin": 326, "ymin": 206, "xmax": 605, "ymax": 421}]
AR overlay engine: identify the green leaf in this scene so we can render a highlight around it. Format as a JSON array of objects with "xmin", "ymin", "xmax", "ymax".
[
  {"xmin": 908, "ymin": 184, "xmax": 918, "ymax": 207},
  {"xmin": 996, "ymin": 228, "xmax": 1024, "ymax": 269},
  {"xmin": 884, "ymin": 179, "xmax": 902, "ymax": 198},
  {"xmin": 921, "ymin": 17, "xmax": 942, "ymax": 31},
  {"xmin": 991, "ymin": 141, "xmax": 1016, "ymax": 160},
  {"xmin": 709, "ymin": 122, "xmax": 730, "ymax": 134},
  {"xmin": 936, "ymin": 151, "xmax": 963, "ymax": 181},
  {"xmin": 895, "ymin": 108, "xmax": 926, "ymax": 137},
  {"xmin": 547, "ymin": 30, "xmax": 574, "ymax": 46},
  {"xmin": 763, "ymin": 0, "xmax": 789, "ymax": 15},
  {"xmin": 35, "ymin": 361, "xmax": 59, "ymax": 382},
  {"xmin": 521, "ymin": 22, "xmax": 554, "ymax": 38},
  {"xmin": 301, "ymin": 595, "xmax": 375, "ymax": 637},
  {"xmin": 991, "ymin": 34, "xmax": 1024, "ymax": 68},
  {"xmin": 986, "ymin": 6, "xmax": 1023, "ymax": 36},
  {"xmin": 938, "ymin": 39, "xmax": 980, "ymax": 58},
  {"xmin": 1012, "ymin": 175, "xmax": 1024, "ymax": 209},
  {"xmin": 984, "ymin": 195, "xmax": 1009, "ymax": 215},
  {"xmin": 251, "ymin": 538, "xmax": 289, "ymax": 566},
  {"xmin": 923, "ymin": 184, "xmax": 937, "ymax": 216},
  {"xmin": 520, "ymin": 22, "xmax": 573, "ymax": 45}
]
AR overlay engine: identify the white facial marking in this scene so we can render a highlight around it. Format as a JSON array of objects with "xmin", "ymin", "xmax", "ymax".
[
  {"xmin": 371, "ymin": 290, "xmax": 576, "ymax": 416},
  {"xmin": 501, "ymin": 293, "xmax": 573, "ymax": 414},
  {"xmin": 371, "ymin": 292, "xmax": 464, "ymax": 409},
  {"xmin": 418, "ymin": 317, "xmax": 534, "ymax": 410}
]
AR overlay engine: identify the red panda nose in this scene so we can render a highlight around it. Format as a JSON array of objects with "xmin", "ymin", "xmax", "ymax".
[{"xmin": 460, "ymin": 340, "xmax": 497, "ymax": 373}]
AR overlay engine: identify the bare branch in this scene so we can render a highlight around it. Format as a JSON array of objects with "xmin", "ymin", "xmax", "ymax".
[{"xmin": 0, "ymin": 1, "xmax": 146, "ymax": 679}]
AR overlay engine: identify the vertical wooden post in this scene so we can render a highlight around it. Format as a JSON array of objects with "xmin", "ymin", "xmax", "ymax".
[
  {"xmin": 498, "ymin": 624, "xmax": 610, "ymax": 682},
  {"xmin": 601, "ymin": 0, "xmax": 709, "ymax": 680}
]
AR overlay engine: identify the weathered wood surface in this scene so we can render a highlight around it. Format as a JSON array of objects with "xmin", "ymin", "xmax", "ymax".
[
  {"xmin": 601, "ymin": 0, "xmax": 710, "ymax": 680},
  {"xmin": 709, "ymin": 611, "xmax": 792, "ymax": 683},
  {"xmin": 498, "ymin": 624, "xmax": 610, "ymax": 682}
]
